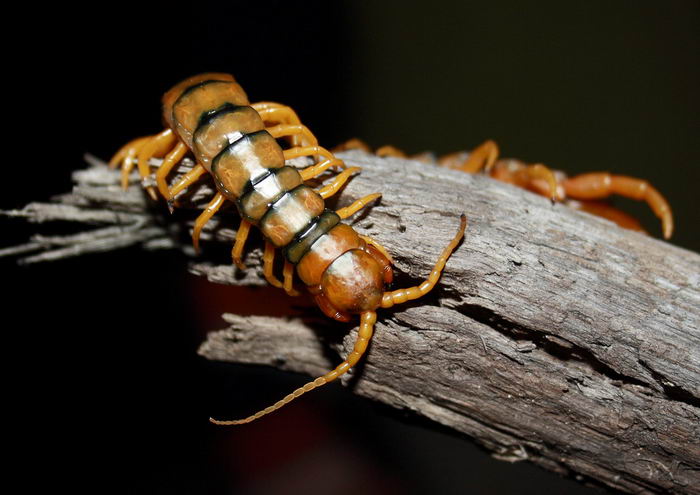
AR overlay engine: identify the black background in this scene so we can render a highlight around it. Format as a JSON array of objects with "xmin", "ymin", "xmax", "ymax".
[{"xmin": 7, "ymin": 1, "xmax": 698, "ymax": 494}]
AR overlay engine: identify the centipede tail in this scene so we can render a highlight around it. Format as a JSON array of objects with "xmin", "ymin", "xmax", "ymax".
[{"xmin": 340, "ymin": 136, "xmax": 674, "ymax": 239}]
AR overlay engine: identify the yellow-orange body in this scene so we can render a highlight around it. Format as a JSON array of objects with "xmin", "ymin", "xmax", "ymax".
[{"xmin": 111, "ymin": 73, "xmax": 466, "ymax": 424}]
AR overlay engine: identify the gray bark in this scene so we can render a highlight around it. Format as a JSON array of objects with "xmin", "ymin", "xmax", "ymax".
[{"xmin": 3, "ymin": 150, "xmax": 699, "ymax": 494}]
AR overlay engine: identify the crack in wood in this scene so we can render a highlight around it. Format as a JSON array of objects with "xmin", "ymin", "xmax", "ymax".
[{"xmin": 638, "ymin": 359, "xmax": 700, "ymax": 409}]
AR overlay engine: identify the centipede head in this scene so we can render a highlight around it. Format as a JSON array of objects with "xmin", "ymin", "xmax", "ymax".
[{"xmin": 320, "ymin": 249, "xmax": 385, "ymax": 314}]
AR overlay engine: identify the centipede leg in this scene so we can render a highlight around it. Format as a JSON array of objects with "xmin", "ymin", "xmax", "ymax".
[
  {"xmin": 437, "ymin": 141, "xmax": 558, "ymax": 200},
  {"xmin": 561, "ymin": 173, "xmax": 673, "ymax": 239},
  {"xmin": 110, "ymin": 136, "xmax": 152, "ymax": 190},
  {"xmin": 110, "ymin": 135, "xmax": 151, "ymax": 169},
  {"xmin": 299, "ymin": 157, "xmax": 346, "ymax": 180},
  {"xmin": 137, "ymin": 129, "xmax": 177, "ymax": 200},
  {"xmin": 210, "ymin": 311, "xmax": 377, "ymax": 425},
  {"xmin": 336, "ymin": 193, "xmax": 382, "ymax": 219},
  {"xmin": 168, "ymin": 163, "xmax": 207, "ymax": 202},
  {"xmin": 283, "ymin": 261, "xmax": 301, "ymax": 296},
  {"xmin": 376, "ymin": 145, "xmax": 407, "ymax": 158},
  {"xmin": 381, "ymin": 214, "xmax": 467, "ymax": 309},
  {"xmin": 260, "ymin": 242, "xmax": 299, "ymax": 296},
  {"xmin": 252, "ymin": 102, "xmax": 303, "ymax": 125},
  {"xmin": 317, "ymin": 167, "xmax": 362, "ymax": 199},
  {"xmin": 252, "ymin": 102, "xmax": 317, "ymax": 147},
  {"xmin": 262, "ymin": 241, "xmax": 285, "ymax": 290},
  {"xmin": 267, "ymin": 124, "xmax": 321, "ymax": 154},
  {"xmin": 332, "ymin": 138, "xmax": 372, "ymax": 153},
  {"xmin": 156, "ymin": 142, "xmax": 188, "ymax": 203},
  {"xmin": 567, "ymin": 200, "xmax": 646, "ymax": 233},
  {"xmin": 282, "ymin": 146, "xmax": 345, "ymax": 180},
  {"xmin": 439, "ymin": 140, "xmax": 500, "ymax": 173},
  {"xmin": 486, "ymin": 158, "xmax": 560, "ymax": 201},
  {"xmin": 192, "ymin": 192, "xmax": 226, "ymax": 254},
  {"xmin": 231, "ymin": 219, "xmax": 251, "ymax": 270},
  {"xmin": 529, "ymin": 164, "xmax": 559, "ymax": 201}
]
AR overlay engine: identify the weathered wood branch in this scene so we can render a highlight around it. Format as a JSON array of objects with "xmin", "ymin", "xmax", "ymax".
[{"xmin": 3, "ymin": 150, "xmax": 699, "ymax": 493}]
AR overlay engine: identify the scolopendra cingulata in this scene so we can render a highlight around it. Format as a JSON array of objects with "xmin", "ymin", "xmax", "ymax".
[
  {"xmin": 335, "ymin": 138, "xmax": 674, "ymax": 239},
  {"xmin": 110, "ymin": 73, "xmax": 467, "ymax": 425}
]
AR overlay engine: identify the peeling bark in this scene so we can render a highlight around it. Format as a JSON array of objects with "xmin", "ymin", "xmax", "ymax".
[{"xmin": 3, "ymin": 150, "xmax": 699, "ymax": 494}]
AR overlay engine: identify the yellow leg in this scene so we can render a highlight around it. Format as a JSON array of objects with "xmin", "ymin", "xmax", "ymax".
[
  {"xmin": 336, "ymin": 193, "xmax": 382, "ymax": 219},
  {"xmin": 110, "ymin": 135, "xmax": 151, "ymax": 169},
  {"xmin": 317, "ymin": 167, "xmax": 361, "ymax": 199},
  {"xmin": 381, "ymin": 214, "xmax": 466, "ymax": 308},
  {"xmin": 110, "ymin": 136, "xmax": 152, "ymax": 190},
  {"xmin": 231, "ymin": 219, "xmax": 251, "ymax": 270},
  {"xmin": 267, "ymin": 124, "xmax": 319, "ymax": 151},
  {"xmin": 439, "ymin": 140, "xmax": 500, "ymax": 173},
  {"xmin": 156, "ymin": 142, "xmax": 188, "ymax": 202},
  {"xmin": 283, "ymin": 261, "xmax": 301, "ymax": 296},
  {"xmin": 136, "ymin": 129, "xmax": 177, "ymax": 200},
  {"xmin": 490, "ymin": 159, "xmax": 560, "ymax": 202},
  {"xmin": 561, "ymin": 173, "xmax": 673, "ymax": 239},
  {"xmin": 262, "ymin": 241, "xmax": 285, "ymax": 289},
  {"xmin": 282, "ymin": 146, "xmax": 345, "ymax": 181},
  {"xmin": 210, "ymin": 311, "xmax": 377, "ymax": 425},
  {"xmin": 569, "ymin": 200, "xmax": 646, "ymax": 234},
  {"xmin": 168, "ymin": 163, "xmax": 207, "ymax": 200},
  {"xmin": 513, "ymin": 163, "xmax": 559, "ymax": 201},
  {"xmin": 252, "ymin": 102, "xmax": 302, "ymax": 122},
  {"xmin": 192, "ymin": 192, "xmax": 226, "ymax": 254},
  {"xmin": 376, "ymin": 145, "xmax": 407, "ymax": 158},
  {"xmin": 252, "ymin": 102, "xmax": 317, "ymax": 147},
  {"xmin": 299, "ymin": 157, "xmax": 346, "ymax": 181},
  {"xmin": 333, "ymin": 138, "xmax": 371, "ymax": 153}
]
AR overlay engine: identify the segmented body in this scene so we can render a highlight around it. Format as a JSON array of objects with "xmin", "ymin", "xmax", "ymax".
[
  {"xmin": 161, "ymin": 73, "xmax": 391, "ymax": 319},
  {"xmin": 112, "ymin": 73, "xmax": 466, "ymax": 424}
]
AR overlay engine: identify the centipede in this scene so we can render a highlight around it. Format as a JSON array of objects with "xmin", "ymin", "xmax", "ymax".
[
  {"xmin": 334, "ymin": 139, "xmax": 673, "ymax": 239},
  {"xmin": 111, "ymin": 73, "xmax": 466, "ymax": 425}
]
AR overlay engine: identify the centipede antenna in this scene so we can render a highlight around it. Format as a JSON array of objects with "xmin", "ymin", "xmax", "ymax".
[{"xmin": 210, "ymin": 311, "xmax": 377, "ymax": 425}]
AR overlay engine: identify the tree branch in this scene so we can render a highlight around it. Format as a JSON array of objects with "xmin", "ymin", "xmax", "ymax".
[{"xmin": 3, "ymin": 150, "xmax": 699, "ymax": 493}]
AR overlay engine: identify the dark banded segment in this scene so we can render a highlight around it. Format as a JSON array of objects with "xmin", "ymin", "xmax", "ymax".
[
  {"xmin": 283, "ymin": 210, "xmax": 341, "ymax": 264},
  {"xmin": 238, "ymin": 166, "xmax": 303, "ymax": 222},
  {"xmin": 197, "ymin": 102, "xmax": 238, "ymax": 129},
  {"xmin": 211, "ymin": 130, "xmax": 285, "ymax": 200},
  {"xmin": 296, "ymin": 224, "xmax": 364, "ymax": 286},
  {"xmin": 259, "ymin": 185, "xmax": 325, "ymax": 247},
  {"xmin": 192, "ymin": 104, "xmax": 264, "ymax": 169},
  {"xmin": 169, "ymin": 79, "xmax": 249, "ymax": 147},
  {"xmin": 161, "ymin": 73, "xmax": 238, "ymax": 129}
]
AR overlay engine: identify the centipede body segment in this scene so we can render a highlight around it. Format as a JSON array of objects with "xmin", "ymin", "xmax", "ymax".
[{"xmin": 111, "ymin": 73, "xmax": 466, "ymax": 425}]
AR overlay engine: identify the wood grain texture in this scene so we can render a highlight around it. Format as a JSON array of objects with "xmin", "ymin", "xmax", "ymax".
[{"xmin": 3, "ymin": 150, "xmax": 699, "ymax": 493}]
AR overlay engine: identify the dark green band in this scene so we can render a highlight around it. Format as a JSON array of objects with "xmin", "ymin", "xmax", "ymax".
[
  {"xmin": 283, "ymin": 210, "xmax": 341, "ymax": 264},
  {"xmin": 171, "ymin": 79, "xmax": 234, "ymax": 129},
  {"xmin": 195, "ymin": 102, "xmax": 240, "ymax": 131}
]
